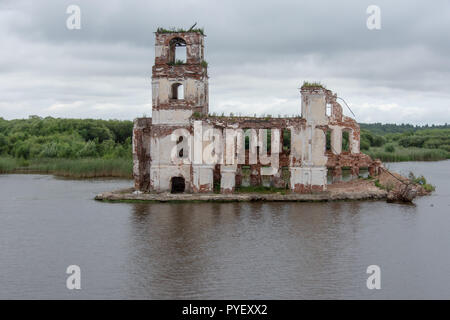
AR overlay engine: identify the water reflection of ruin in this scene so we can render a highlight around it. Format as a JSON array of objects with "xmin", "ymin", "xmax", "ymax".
[
  {"xmin": 126, "ymin": 201, "xmax": 368, "ymax": 298},
  {"xmin": 133, "ymin": 29, "xmax": 382, "ymax": 194}
]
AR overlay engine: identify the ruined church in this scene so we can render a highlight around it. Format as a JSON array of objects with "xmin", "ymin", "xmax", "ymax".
[{"xmin": 132, "ymin": 29, "xmax": 381, "ymax": 194}]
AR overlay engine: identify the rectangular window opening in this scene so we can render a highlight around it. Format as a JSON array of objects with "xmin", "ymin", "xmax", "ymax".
[
  {"xmin": 342, "ymin": 131, "xmax": 350, "ymax": 152},
  {"xmin": 283, "ymin": 129, "xmax": 290, "ymax": 153}
]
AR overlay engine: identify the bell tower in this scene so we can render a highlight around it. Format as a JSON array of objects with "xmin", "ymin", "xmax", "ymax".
[{"xmin": 151, "ymin": 29, "xmax": 209, "ymax": 125}]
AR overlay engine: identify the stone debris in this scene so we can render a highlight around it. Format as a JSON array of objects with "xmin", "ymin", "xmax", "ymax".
[{"xmin": 387, "ymin": 184, "xmax": 418, "ymax": 203}]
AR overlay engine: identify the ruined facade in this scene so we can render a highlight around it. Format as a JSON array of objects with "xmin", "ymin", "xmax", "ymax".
[{"xmin": 133, "ymin": 30, "xmax": 381, "ymax": 194}]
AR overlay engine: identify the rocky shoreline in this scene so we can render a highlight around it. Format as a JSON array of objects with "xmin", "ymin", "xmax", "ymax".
[
  {"xmin": 95, "ymin": 185, "xmax": 388, "ymax": 203},
  {"xmin": 95, "ymin": 169, "xmax": 432, "ymax": 203}
]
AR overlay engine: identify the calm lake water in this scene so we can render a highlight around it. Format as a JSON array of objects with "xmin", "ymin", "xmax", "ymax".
[{"xmin": 0, "ymin": 160, "xmax": 449, "ymax": 299}]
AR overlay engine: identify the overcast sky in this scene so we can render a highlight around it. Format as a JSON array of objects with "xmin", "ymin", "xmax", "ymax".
[{"xmin": 0, "ymin": 0, "xmax": 449, "ymax": 124}]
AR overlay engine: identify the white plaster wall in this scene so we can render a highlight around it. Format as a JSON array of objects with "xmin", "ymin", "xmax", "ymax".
[
  {"xmin": 151, "ymin": 133, "xmax": 193, "ymax": 166},
  {"xmin": 201, "ymin": 124, "xmax": 223, "ymax": 165},
  {"xmin": 150, "ymin": 136, "xmax": 160, "ymax": 167},
  {"xmin": 152, "ymin": 109, "xmax": 192, "ymax": 125},
  {"xmin": 185, "ymin": 78, "xmax": 197, "ymax": 102},
  {"xmin": 155, "ymin": 78, "xmax": 170, "ymax": 104},
  {"xmin": 311, "ymin": 128, "xmax": 327, "ymax": 167},
  {"xmin": 223, "ymin": 128, "xmax": 245, "ymax": 165},
  {"xmin": 192, "ymin": 165, "xmax": 214, "ymax": 190},
  {"xmin": 289, "ymin": 167, "xmax": 303, "ymax": 186},
  {"xmin": 310, "ymin": 95, "xmax": 328, "ymax": 125},
  {"xmin": 150, "ymin": 164, "xmax": 191, "ymax": 192},
  {"xmin": 220, "ymin": 165, "xmax": 237, "ymax": 190},
  {"xmin": 152, "ymin": 80, "xmax": 159, "ymax": 107},
  {"xmin": 261, "ymin": 166, "xmax": 277, "ymax": 176},
  {"xmin": 290, "ymin": 127, "xmax": 303, "ymax": 165},
  {"xmin": 198, "ymin": 81, "xmax": 205, "ymax": 106},
  {"xmin": 150, "ymin": 165, "xmax": 160, "ymax": 191},
  {"xmin": 310, "ymin": 167, "xmax": 327, "ymax": 187},
  {"xmin": 300, "ymin": 126, "xmax": 312, "ymax": 165},
  {"xmin": 289, "ymin": 167, "xmax": 327, "ymax": 189},
  {"xmin": 302, "ymin": 92, "xmax": 327, "ymax": 125},
  {"xmin": 329, "ymin": 125, "xmax": 342, "ymax": 154},
  {"xmin": 193, "ymin": 121, "xmax": 203, "ymax": 165},
  {"xmin": 150, "ymin": 135, "xmax": 170, "ymax": 167}
]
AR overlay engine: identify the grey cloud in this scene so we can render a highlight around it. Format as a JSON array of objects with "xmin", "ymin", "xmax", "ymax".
[{"xmin": 0, "ymin": 0, "xmax": 449, "ymax": 124}]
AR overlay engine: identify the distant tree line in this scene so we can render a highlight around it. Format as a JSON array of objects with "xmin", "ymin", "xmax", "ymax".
[
  {"xmin": 359, "ymin": 122, "xmax": 450, "ymax": 135},
  {"xmin": 0, "ymin": 116, "xmax": 133, "ymax": 160},
  {"xmin": 0, "ymin": 117, "xmax": 448, "ymax": 162},
  {"xmin": 359, "ymin": 123, "xmax": 450, "ymax": 153}
]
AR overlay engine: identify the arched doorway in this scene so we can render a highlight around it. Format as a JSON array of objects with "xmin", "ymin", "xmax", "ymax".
[{"xmin": 170, "ymin": 176, "xmax": 185, "ymax": 193}]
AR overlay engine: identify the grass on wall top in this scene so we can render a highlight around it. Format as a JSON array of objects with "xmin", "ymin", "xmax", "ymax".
[{"xmin": 156, "ymin": 27, "xmax": 205, "ymax": 35}]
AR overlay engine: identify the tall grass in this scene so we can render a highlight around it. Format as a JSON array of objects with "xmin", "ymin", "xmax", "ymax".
[
  {"xmin": 366, "ymin": 146, "xmax": 450, "ymax": 162},
  {"xmin": 0, "ymin": 157, "xmax": 20, "ymax": 173},
  {"xmin": 235, "ymin": 185, "xmax": 287, "ymax": 194},
  {"xmin": 0, "ymin": 157, "xmax": 132, "ymax": 178}
]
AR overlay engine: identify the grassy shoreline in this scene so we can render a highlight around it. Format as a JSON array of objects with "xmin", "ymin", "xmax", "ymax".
[
  {"xmin": 0, "ymin": 157, "xmax": 132, "ymax": 179},
  {"xmin": 1, "ymin": 154, "xmax": 448, "ymax": 180},
  {"xmin": 365, "ymin": 146, "xmax": 449, "ymax": 162}
]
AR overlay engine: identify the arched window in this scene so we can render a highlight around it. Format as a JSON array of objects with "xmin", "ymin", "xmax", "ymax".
[
  {"xmin": 171, "ymin": 83, "xmax": 184, "ymax": 100},
  {"xmin": 169, "ymin": 37, "xmax": 186, "ymax": 64}
]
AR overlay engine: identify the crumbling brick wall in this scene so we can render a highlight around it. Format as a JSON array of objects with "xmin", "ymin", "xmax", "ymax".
[
  {"xmin": 133, "ymin": 118, "xmax": 152, "ymax": 190},
  {"xmin": 133, "ymin": 95, "xmax": 381, "ymax": 193},
  {"xmin": 132, "ymin": 29, "xmax": 382, "ymax": 194}
]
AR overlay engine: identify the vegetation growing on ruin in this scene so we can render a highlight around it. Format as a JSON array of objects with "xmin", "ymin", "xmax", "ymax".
[
  {"xmin": 301, "ymin": 81, "xmax": 326, "ymax": 89},
  {"xmin": 157, "ymin": 27, "xmax": 205, "ymax": 35},
  {"xmin": 374, "ymin": 170, "xmax": 436, "ymax": 193},
  {"xmin": 167, "ymin": 59, "xmax": 186, "ymax": 66},
  {"xmin": 235, "ymin": 185, "xmax": 288, "ymax": 194},
  {"xmin": 191, "ymin": 112, "xmax": 204, "ymax": 119},
  {"xmin": 408, "ymin": 172, "xmax": 435, "ymax": 192},
  {"xmin": 374, "ymin": 179, "xmax": 395, "ymax": 192}
]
